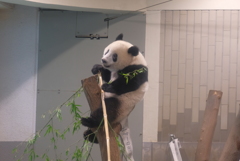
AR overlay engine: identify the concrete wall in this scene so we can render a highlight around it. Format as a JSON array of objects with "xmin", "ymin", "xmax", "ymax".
[
  {"xmin": 0, "ymin": 5, "xmax": 38, "ymax": 161},
  {"xmin": 0, "ymin": 5, "xmax": 38, "ymax": 141}
]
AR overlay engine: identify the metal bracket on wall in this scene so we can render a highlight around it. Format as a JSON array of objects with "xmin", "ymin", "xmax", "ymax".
[{"xmin": 75, "ymin": 12, "xmax": 109, "ymax": 40}]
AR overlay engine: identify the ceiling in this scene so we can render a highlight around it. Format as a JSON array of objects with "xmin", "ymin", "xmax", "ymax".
[
  {"xmin": 0, "ymin": 2, "xmax": 14, "ymax": 9},
  {"xmin": 0, "ymin": 0, "xmax": 144, "ymax": 13}
]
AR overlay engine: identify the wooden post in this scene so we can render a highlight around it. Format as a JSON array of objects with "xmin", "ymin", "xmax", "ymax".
[
  {"xmin": 195, "ymin": 90, "xmax": 222, "ymax": 161},
  {"xmin": 81, "ymin": 75, "xmax": 122, "ymax": 161},
  {"xmin": 218, "ymin": 105, "xmax": 240, "ymax": 161}
]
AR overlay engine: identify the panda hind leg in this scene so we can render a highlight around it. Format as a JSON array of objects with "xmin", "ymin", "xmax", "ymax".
[
  {"xmin": 81, "ymin": 97, "xmax": 120, "ymax": 128},
  {"xmin": 84, "ymin": 129, "xmax": 98, "ymax": 143}
]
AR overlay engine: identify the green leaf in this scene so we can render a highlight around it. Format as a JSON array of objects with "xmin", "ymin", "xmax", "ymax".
[
  {"xmin": 12, "ymin": 147, "xmax": 17, "ymax": 154},
  {"xmin": 66, "ymin": 149, "xmax": 69, "ymax": 156},
  {"xmin": 56, "ymin": 108, "xmax": 62, "ymax": 121},
  {"xmin": 44, "ymin": 125, "xmax": 53, "ymax": 136}
]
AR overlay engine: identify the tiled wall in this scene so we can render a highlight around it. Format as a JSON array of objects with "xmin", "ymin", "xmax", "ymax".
[{"xmin": 159, "ymin": 10, "xmax": 240, "ymax": 142}]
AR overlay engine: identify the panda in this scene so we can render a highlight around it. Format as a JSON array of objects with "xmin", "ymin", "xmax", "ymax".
[{"xmin": 81, "ymin": 34, "xmax": 148, "ymax": 143}]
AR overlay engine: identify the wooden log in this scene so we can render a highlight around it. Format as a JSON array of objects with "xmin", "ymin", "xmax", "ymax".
[
  {"xmin": 218, "ymin": 105, "xmax": 240, "ymax": 161},
  {"xmin": 195, "ymin": 90, "xmax": 223, "ymax": 161},
  {"xmin": 81, "ymin": 75, "xmax": 122, "ymax": 161}
]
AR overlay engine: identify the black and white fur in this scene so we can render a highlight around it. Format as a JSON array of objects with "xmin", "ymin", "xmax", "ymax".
[{"xmin": 82, "ymin": 34, "xmax": 148, "ymax": 143}]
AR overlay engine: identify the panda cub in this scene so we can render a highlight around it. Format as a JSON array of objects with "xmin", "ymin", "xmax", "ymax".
[{"xmin": 81, "ymin": 34, "xmax": 148, "ymax": 142}]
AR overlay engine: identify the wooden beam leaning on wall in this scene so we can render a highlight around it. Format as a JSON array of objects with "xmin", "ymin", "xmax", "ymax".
[
  {"xmin": 195, "ymin": 90, "xmax": 223, "ymax": 161},
  {"xmin": 81, "ymin": 75, "xmax": 122, "ymax": 161},
  {"xmin": 218, "ymin": 104, "xmax": 240, "ymax": 161}
]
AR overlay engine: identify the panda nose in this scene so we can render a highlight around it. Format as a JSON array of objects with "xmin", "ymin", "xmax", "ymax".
[{"xmin": 102, "ymin": 59, "xmax": 107, "ymax": 64}]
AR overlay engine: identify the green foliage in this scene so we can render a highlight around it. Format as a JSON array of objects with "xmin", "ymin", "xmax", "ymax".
[
  {"xmin": 72, "ymin": 146, "xmax": 82, "ymax": 161},
  {"xmin": 12, "ymin": 87, "xmax": 93, "ymax": 161},
  {"xmin": 118, "ymin": 67, "xmax": 147, "ymax": 84},
  {"xmin": 13, "ymin": 86, "xmax": 131, "ymax": 161}
]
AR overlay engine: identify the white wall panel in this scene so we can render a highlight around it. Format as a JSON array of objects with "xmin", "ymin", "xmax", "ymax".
[
  {"xmin": 155, "ymin": 10, "xmax": 240, "ymax": 141},
  {"xmin": 178, "ymin": 89, "xmax": 185, "ymax": 113}
]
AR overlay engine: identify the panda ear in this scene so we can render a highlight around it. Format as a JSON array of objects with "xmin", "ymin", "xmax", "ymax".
[
  {"xmin": 128, "ymin": 46, "xmax": 139, "ymax": 56},
  {"xmin": 115, "ymin": 34, "xmax": 123, "ymax": 41}
]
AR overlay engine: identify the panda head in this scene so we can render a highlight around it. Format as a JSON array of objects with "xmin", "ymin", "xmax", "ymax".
[{"xmin": 101, "ymin": 34, "xmax": 145, "ymax": 71}]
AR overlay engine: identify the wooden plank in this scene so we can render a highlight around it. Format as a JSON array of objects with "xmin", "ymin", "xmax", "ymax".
[
  {"xmin": 199, "ymin": 86, "xmax": 207, "ymax": 111},
  {"xmin": 172, "ymin": 11, "xmax": 180, "ymax": 51},
  {"xmin": 221, "ymin": 105, "xmax": 228, "ymax": 130},
  {"xmin": 222, "ymin": 80, "xmax": 229, "ymax": 105},
  {"xmin": 219, "ymin": 110, "xmax": 240, "ymax": 161},
  {"xmin": 230, "ymin": 39, "xmax": 237, "ymax": 63},
  {"xmin": 192, "ymin": 97, "xmax": 199, "ymax": 123},
  {"xmin": 201, "ymin": 36, "xmax": 208, "ymax": 61},
  {"xmin": 193, "ymin": 74, "xmax": 200, "ymax": 97},
  {"xmin": 187, "ymin": 10, "xmax": 194, "ymax": 35},
  {"xmin": 186, "ymin": 59, "xmax": 193, "ymax": 84},
  {"xmin": 184, "ymin": 109, "xmax": 192, "ymax": 142},
  {"xmin": 216, "ymin": 10, "xmax": 223, "ymax": 42},
  {"xmin": 222, "ymin": 56, "xmax": 229, "ymax": 80},
  {"xmin": 209, "ymin": 11, "xmax": 216, "ymax": 45},
  {"xmin": 229, "ymin": 64, "xmax": 237, "ymax": 87},
  {"xmin": 195, "ymin": 90, "xmax": 222, "ymax": 161},
  {"xmin": 208, "ymin": 71, "xmax": 214, "ymax": 92},
  {"xmin": 179, "ymin": 39, "xmax": 186, "ymax": 64},
  {"xmin": 200, "ymin": 62, "xmax": 207, "ymax": 85},
  {"xmin": 171, "ymin": 51, "xmax": 179, "ymax": 75},
  {"xmin": 223, "ymin": 31, "xmax": 230, "ymax": 55},
  {"xmin": 163, "ymin": 95, "xmax": 170, "ymax": 120},
  {"xmin": 164, "ymin": 46, "xmax": 171, "ymax": 71},
  {"xmin": 187, "ymin": 34, "xmax": 194, "ymax": 59},
  {"xmin": 171, "ymin": 75, "xmax": 178, "ymax": 100},
  {"xmin": 214, "ymin": 67, "xmax": 222, "ymax": 90},
  {"xmin": 178, "ymin": 89, "xmax": 185, "ymax": 113},
  {"xmin": 164, "ymin": 71, "xmax": 171, "ymax": 95},
  {"xmin": 178, "ymin": 63, "xmax": 186, "ymax": 88},
  {"xmin": 170, "ymin": 99, "xmax": 177, "ymax": 125},
  {"xmin": 229, "ymin": 88, "xmax": 236, "ymax": 113},
  {"xmin": 81, "ymin": 75, "xmax": 121, "ymax": 161},
  {"xmin": 208, "ymin": 46, "xmax": 215, "ymax": 70},
  {"xmin": 180, "ymin": 12, "xmax": 187, "ymax": 39},
  {"xmin": 201, "ymin": 11, "xmax": 209, "ymax": 37},
  {"xmin": 165, "ymin": 11, "xmax": 173, "ymax": 46},
  {"xmin": 230, "ymin": 11, "xmax": 238, "ymax": 39},
  {"xmin": 215, "ymin": 42, "xmax": 223, "ymax": 66}
]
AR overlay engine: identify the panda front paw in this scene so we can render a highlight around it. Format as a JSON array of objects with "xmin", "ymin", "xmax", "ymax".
[
  {"xmin": 91, "ymin": 64, "xmax": 103, "ymax": 75},
  {"xmin": 84, "ymin": 129, "xmax": 98, "ymax": 144},
  {"xmin": 101, "ymin": 83, "xmax": 115, "ymax": 93},
  {"xmin": 81, "ymin": 117, "xmax": 98, "ymax": 128}
]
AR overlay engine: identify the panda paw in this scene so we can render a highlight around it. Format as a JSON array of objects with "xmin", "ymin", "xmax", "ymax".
[
  {"xmin": 101, "ymin": 83, "xmax": 115, "ymax": 93},
  {"xmin": 91, "ymin": 64, "xmax": 103, "ymax": 75},
  {"xmin": 84, "ymin": 129, "xmax": 98, "ymax": 144},
  {"xmin": 81, "ymin": 117, "xmax": 98, "ymax": 128}
]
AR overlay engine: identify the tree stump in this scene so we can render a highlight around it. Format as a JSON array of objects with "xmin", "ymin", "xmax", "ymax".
[
  {"xmin": 195, "ymin": 90, "xmax": 223, "ymax": 161},
  {"xmin": 218, "ymin": 105, "xmax": 240, "ymax": 161},
  {"xmin": 81, "ymin": 75, "xmax": 122, "ymax": 161}
]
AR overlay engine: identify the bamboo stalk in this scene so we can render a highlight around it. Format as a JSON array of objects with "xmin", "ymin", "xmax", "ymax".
[{"xmin": 98, "ymin": 73, "xmax": 111, "ymax": 161}]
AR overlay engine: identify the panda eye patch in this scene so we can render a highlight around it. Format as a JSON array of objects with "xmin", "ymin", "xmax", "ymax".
[{"xmin": 112, "ymin": 53, "xmax": 118, "ymax": 62}]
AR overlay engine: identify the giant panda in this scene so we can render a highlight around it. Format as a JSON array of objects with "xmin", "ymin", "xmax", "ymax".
[{"xmin": 81, "ymin": 34, "xmax": 148, "ymax": 143}]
